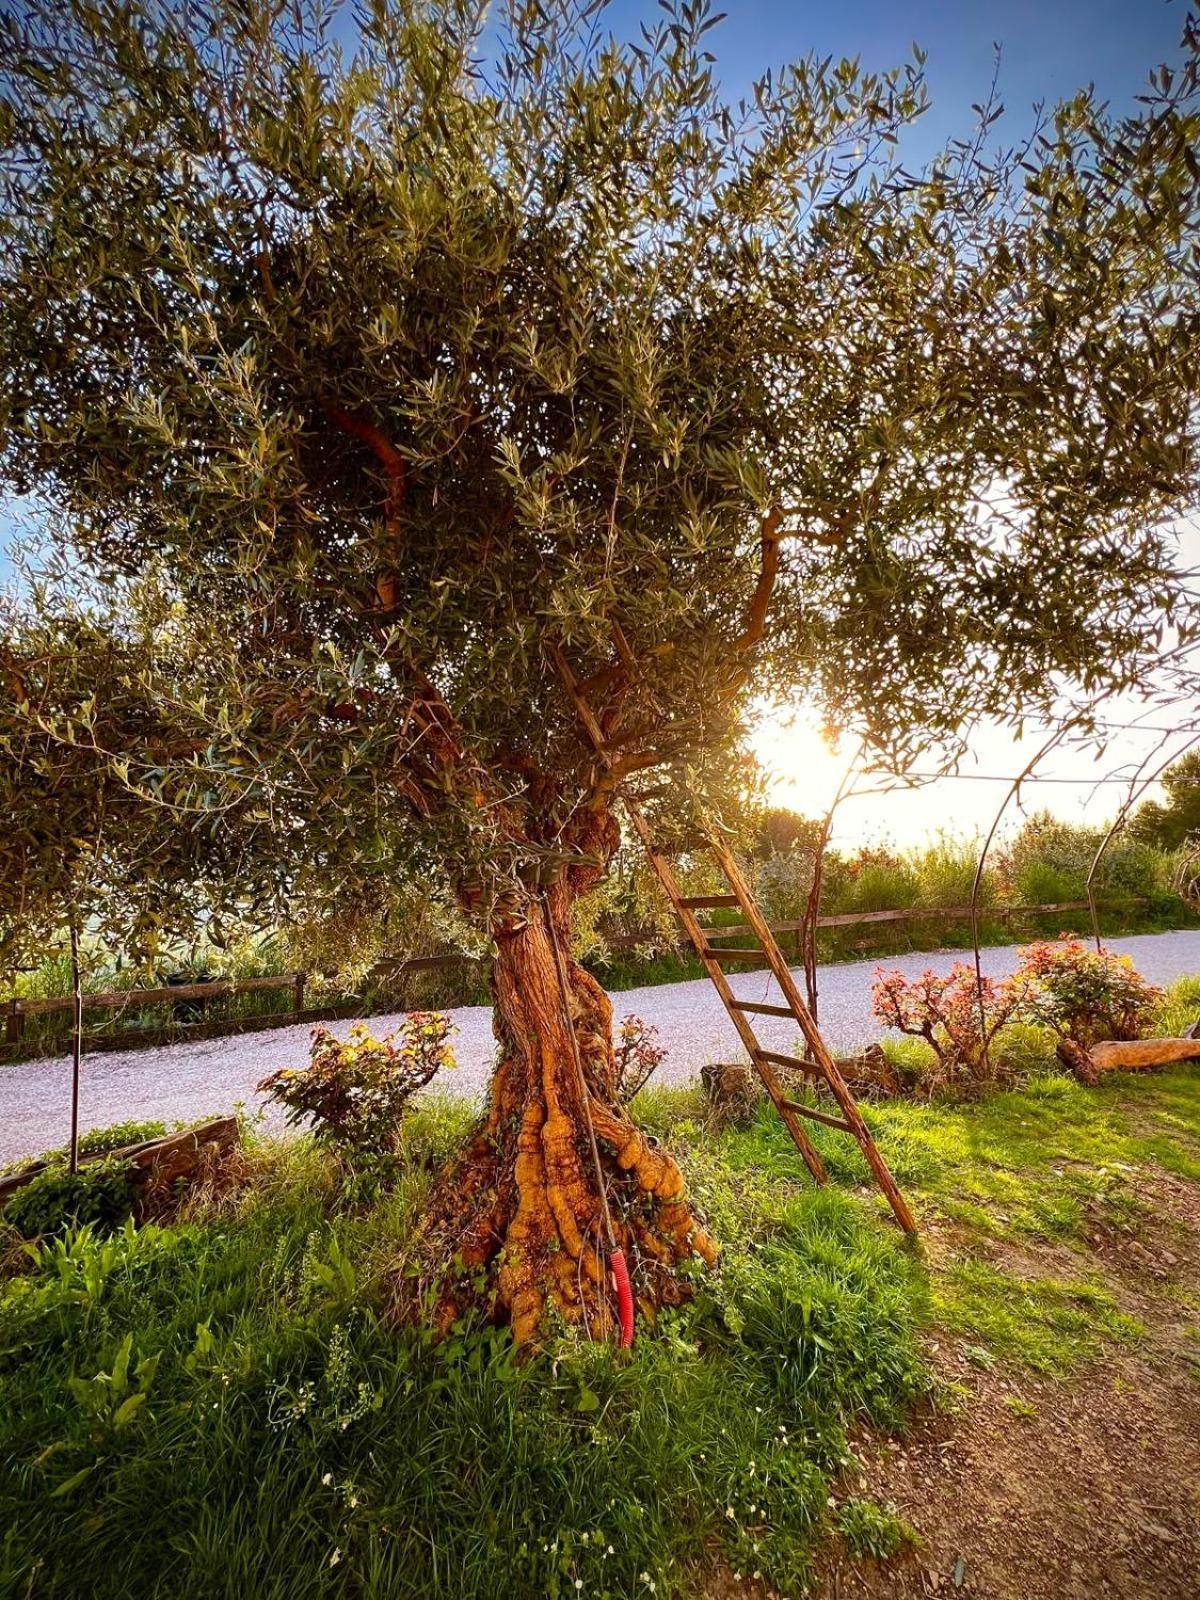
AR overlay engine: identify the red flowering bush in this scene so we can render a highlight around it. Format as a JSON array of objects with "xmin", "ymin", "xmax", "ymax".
[
  {"xmin": 871, "ymin": 963, "xmax": 1025, "ymax": 1091},
  {"xmin": 1012, "ymin": 940, "xmax": 1161, "ymax": 1046},
  {"xmin": 615, "ymin": 1014, "xmax": 668, "ymax": 1102},
  {"xmin": 258, "ymin": 1014, "xmax": 456, "ymax": 1158}
]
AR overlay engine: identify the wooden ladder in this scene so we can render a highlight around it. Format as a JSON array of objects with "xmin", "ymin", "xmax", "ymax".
[{"xmin": 552, "ymin": 645, "xmax": 917, "ymax": 1236}]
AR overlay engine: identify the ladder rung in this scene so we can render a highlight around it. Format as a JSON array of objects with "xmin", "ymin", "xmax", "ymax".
[
  {"xmin": 680, "ymin": 894, "xmax": 739, "ymax": 909},
  {"xmin": 778, "ymin": 1099, "xmax": 853, "ymax": 1132},
  {"xmin": 731, "ymin": 1000, "xmax": 795, "ymax": 1018},
  {"xmin": 705, "ymin": 947, "xmax": 767, "ymax": 962},
  {"xmin": 755, "ymin": 1049, "xmax": 819, "ymax": 1074}
]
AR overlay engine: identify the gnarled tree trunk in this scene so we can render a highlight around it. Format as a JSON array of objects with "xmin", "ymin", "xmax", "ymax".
[{"xmin": 401, "ymin": 818, "xmax": 717, "ymax": 1347}]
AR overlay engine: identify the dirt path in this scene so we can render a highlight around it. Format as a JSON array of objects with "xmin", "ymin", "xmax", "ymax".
[{"xmin": 817, "ymin": 1112, "xmax": 1200, "ymax": 1600}]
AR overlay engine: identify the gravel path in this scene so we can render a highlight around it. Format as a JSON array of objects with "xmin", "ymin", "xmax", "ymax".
[{"xmin": 4, "ymin": 929, "xmax": 1200, "ymax": 1167}]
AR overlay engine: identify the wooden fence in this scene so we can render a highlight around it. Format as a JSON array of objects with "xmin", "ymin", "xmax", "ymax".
[
  {"xmin": 0, "ymin": 897, "xmax": 1149, "ymax": 1062},
  {"xmin": 4, "ymin": 973, "xmax": 307, "ymax": 1053}
]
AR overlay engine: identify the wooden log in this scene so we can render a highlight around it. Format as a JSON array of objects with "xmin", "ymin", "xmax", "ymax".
[
  {"xmin": 0, "ymin": 1117, "xmax": 239, "ymax": 1204},
  {"xmin": 1057, "ymin": 1034, "xmax": 1200, "ymax": 1084},
  {"xmin": 125, "ymin": 1117, "xmax": 239, "ymax": 1186},
  {"xmin": 1089, "ymin": 1037, "xmax": 1200, "ymax": 1073}
]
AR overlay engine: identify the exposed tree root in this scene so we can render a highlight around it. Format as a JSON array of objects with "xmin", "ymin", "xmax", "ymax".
[{"xmin": 393, "ymin": 878, "xmax": 717, "ymax": 1347}]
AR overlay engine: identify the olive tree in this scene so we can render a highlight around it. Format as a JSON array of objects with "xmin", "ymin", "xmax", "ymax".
[{"xmin": 3, "ymin": 0, "xmax": 1199, "ymax": 1342}]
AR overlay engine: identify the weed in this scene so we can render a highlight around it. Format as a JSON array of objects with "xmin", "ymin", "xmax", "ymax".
[{"xmin": 835, "ymin": 1496, "xmax": 916, "ymax": 1560}]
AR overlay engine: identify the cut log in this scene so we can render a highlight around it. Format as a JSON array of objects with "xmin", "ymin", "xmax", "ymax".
[
  {"xmin": 1057, "ymin": 1035, "xmax": 1200, "ymax": 1084},
  {"xmin": 700, "ymin": 1061, "xmax": 758, "ymax": 1125},
  {"xmin": 126, "ymin": 1118, "xmax": 239, "ymax": 1190},
  {"xmin": 1089, "ymin": 1037, "xmax": 1200, "ymax": 1073},
  {"xmin": 0, "ymin": 1117, "xmax": 239, "ymax": 1205}
]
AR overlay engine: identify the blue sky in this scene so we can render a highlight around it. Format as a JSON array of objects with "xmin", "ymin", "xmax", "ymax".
[{"xmin": 601, "ymin": 1, "xmax": 1184, "ymax": 158}]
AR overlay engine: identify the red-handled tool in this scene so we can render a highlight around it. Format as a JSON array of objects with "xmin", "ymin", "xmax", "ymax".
[{"xmin": 608, "ymin": 1247, "xmax": 635, "ymax": 1348}]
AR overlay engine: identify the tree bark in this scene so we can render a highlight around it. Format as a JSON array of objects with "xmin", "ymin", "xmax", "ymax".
[{"xmin": 400, "ymin": 846, "xmax": 717, "ymax": 1347}]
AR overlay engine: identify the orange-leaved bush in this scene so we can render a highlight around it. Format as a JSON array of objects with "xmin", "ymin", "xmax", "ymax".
[
  {"xmin": 871, "ymin": 963, "xmax": 1026, "ymax": 1091},
  {"xmin": 258, "ymin": 1015, "xmax": 456, "ymax": 1158},
  {"xmin": 614, "ymin": 1014, "xmax": 668, "ymax": 1103},
  {"xmin": 1011, "ymin": 940, "xmax": 1161, "ymax": 1046}
]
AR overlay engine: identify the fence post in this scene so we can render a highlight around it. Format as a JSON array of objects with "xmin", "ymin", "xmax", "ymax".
[
  {"xmin": 5, "ymin": 999, "xmax": 20, "ymax": 1048},
  {"xmin": 293, "ymin": 971, "xmax": 306, "ymax": 1017}
]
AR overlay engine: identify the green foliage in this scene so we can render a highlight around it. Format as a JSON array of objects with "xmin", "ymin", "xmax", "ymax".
[
  {"xmin": 3, "ymin": 1161, "xmax": 135, "ymax": 1240},
  {"xmin": 932, "ymin": 1264, "xmax": 1144, "ymax": 1376},
  {"xmin": 998, "ymin": 810, "xmax": 1169, "ymax": 909},
  {"xmin": 2, "ymin": 0, "xmax": 1200, "ymax": 965},
  {"xmin": 0, "ymin": 1114, "xmax": 928, "ymax": 1600},
  {"xmin": 75, "ymin": 1122, "xmax": 168, "ymax": 1157},
  {"xmin": 1153, "ymin": 974, "xmax": 1200, "ymax": 1037},
  {"xmin": 835, "ymin": 1497, "xmax": 915, "ymax": 1561},
  {"xmin": 1133, "ymin": 750, "xmax": 1200, "ymax": 851},
  {"xmin": 2, "ymin": 1064, "xmax": 1199, "ymax": 1597}
]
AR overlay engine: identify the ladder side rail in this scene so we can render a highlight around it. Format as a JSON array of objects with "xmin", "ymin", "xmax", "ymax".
[
  {"xmin": 622, "ymin": 803, "xmax": 829, "ymax": 1185},
  {"xmin": 707, "ymin": 836, "xmax": 917, "ymax": 1234}
]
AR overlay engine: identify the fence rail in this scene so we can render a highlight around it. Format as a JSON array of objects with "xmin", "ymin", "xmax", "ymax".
[
  {"xmin": 700, "ymin": 897, "xmax": 1144, "ymax": 940},
  {"xmin": 4, "ymin": 972, "xmax": 307, "ymax": 1049}
]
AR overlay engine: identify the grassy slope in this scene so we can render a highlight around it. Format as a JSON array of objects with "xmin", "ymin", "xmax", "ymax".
[{"xmin": 2, "ymin": 1050, "xmax": 1199, "ymax": 1599}]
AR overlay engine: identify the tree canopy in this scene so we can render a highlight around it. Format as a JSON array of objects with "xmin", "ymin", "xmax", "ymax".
[
  {"xmin": 3, "ymin": 0, "xmax": 1200, "ymax": 952},
  {"xmin": 1133, "ymin": 747, "xmax": 1200, "ymax": 850},
  {"xmin": 5, "ymin": 0, "xmax": 1200, "ymax": 1346}
]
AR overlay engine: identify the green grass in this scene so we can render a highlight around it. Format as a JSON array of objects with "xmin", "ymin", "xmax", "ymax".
[
  {"xmin": 0, "ymin": 1102, "xmax": 928, "ymax": 1600},
  {"xmin": 3, "ymin": 1051, "xmax": 1199, "ymax": 1599}
]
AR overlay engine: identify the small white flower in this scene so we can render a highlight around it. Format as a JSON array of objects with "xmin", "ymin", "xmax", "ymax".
[
  {"xmin": 574, "ymin": 1582, "xmax": 583, "ymax": 1592},
  {"xmin": 322, "ymin": 1472, "xmax": 333, "ymax": 1486},
  {"xmin": 725, "ymin": 1506, "xmax": 735, "ymax": 1520},
  {"xmin": 329, "ymin": 1550, "xmax": 341, "ymax": 1568}
]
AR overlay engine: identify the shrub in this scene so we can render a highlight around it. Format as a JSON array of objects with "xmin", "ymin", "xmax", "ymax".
[
  {"xmin": 614, "ymin": 1014, "xmax": 668, "ymax": 1102},
  {"xmin": 257, "ymin": 1015, "xmax": 456, "ymax": 1160},
  {"xmin": 77, "ymin": 1121, "xmax": 167, "ymax": 1157},
  {"xmin": 4, "ymin": 1160, "xmax": 136, "ymax": 1239},
  {"xmin": 912, "ymin": 833, "xmax": 991, "ymax": 910},
  {"xmin": 871, "ymin": 963, "xmax": 1024, "ymax": 1091},
  {"xmin": 1013, "ymin": 940, "xmax": 1161, "ymax": 1045},
  {"xmin": 835, "ymin": 847, "xmax": 920, "ymax": 914}
]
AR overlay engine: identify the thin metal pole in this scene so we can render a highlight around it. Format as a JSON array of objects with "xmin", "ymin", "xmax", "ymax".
[
  {"xmin": 969, "ymin": 726, "xmax": 1071, "ymax": 1073},
  {"xmin": 68, "ymin": 917, "xmax": 82, "ymax": 1175},
  {"xmin": 802, "ymin": 744, "xmax": 862, "ymax": 1022}
]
